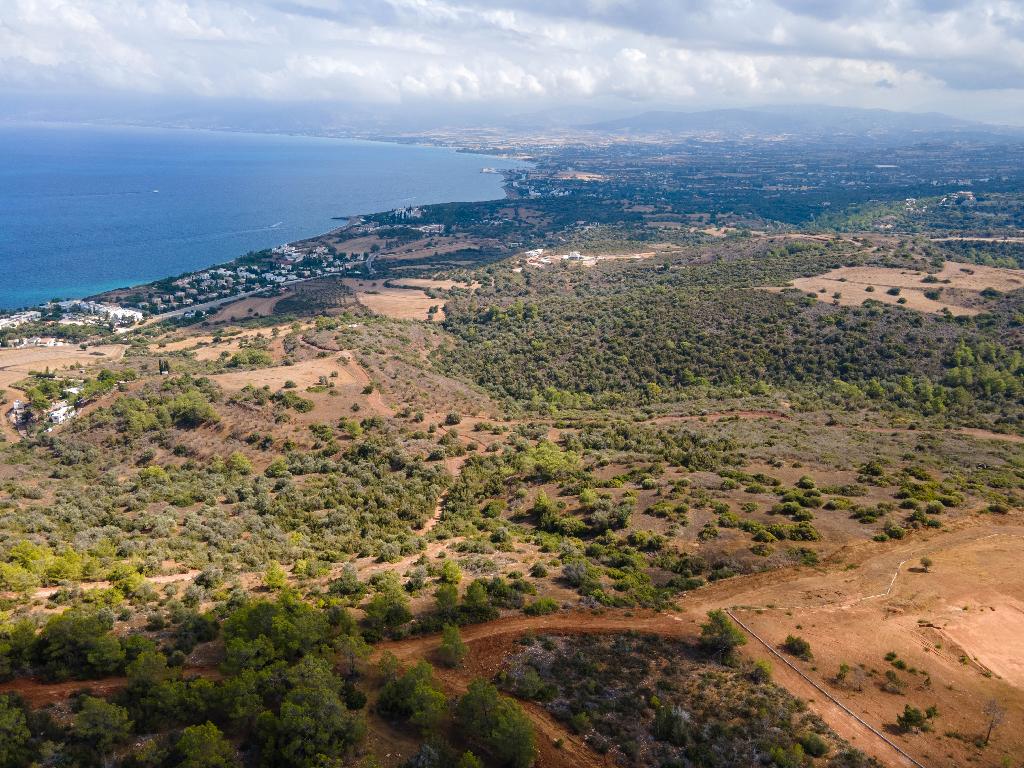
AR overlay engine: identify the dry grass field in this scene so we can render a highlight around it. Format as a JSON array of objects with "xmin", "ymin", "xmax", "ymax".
[
  {"xmin": 209, "ymin": 356, "xmax": 361, "ymax": 391},
  {"xmin": 342, "ymin": 279, "xmax": 444, "ymax": 320},
  {"xmin": 729, "ymin": 524, "xmax": 1024, "ymax": 768},
  {"xmin": 150, "ymin": 328, "xmax": 282, "ymax": 360},
  {"xmin": 0, "ymin": 344, "xmax": 127, "ymax": 390},
  {"xmin": 315, "ymin": 230, "xmax": 492, "ymax": 265},
  {"xmin": 388, "ymin": 278, "xmax": 479, "ymax": 291},
  {"xmin": 205, "ymin": 293, "xmax": 286, "ymax": 323},
  {"xmin": 0, "ymin": 345, "xmax": 127, "ymax": 413},
  {"xmin": 778, "ymin": 261, "xmax": 1024, "ymax": 316}
]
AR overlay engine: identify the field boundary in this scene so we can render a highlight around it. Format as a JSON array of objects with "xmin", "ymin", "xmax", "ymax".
[
  {"xmin": 854, "ymin": 559, "xmax": 907, "ymax": 603},
  {"xmin": 726, "ymin": 609, "xmax": 928, "ymax": 768}
]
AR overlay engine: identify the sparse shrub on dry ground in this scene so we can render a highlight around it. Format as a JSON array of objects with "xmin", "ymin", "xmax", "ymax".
[{"xmin": 497, "ymin": 632, "xmax": 880, "ymax": 768}]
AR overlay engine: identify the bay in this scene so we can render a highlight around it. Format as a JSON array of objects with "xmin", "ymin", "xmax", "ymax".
[{"xmin": 0, "ymin": 123, "xmax": 523, "ymax": 309}]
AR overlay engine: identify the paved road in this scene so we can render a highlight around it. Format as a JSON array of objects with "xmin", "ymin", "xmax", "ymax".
[{"xmin": 141, "ymin": 279, "xmax": 311, "ymax": 325}]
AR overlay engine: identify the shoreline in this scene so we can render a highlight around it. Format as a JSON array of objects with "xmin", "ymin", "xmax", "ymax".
[
  {"xmin": 0, "ymin": 126, "xmax": 528, "ymax": 315},
  {"xmin": 81, "ymin": 166, "xmax": 525, "ymax": 313},
  {"xmin": 0, "ymin": 118, "xmax": 530, "ymax": 160}
]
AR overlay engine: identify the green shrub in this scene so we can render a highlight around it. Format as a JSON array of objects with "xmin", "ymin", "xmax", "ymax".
[
  {"xmin": 524, "ymin": 598, "xmax": 558, "ymax": 616},
  {"xmin": 782, "ymin": 635, "xmax": 812, "ymax": 661}
]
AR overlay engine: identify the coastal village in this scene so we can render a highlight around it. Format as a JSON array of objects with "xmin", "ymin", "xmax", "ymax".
[
  {"xmin": 0, "ymin": 211, "xmax": 431, "ymax": 435},
  {"xmin": 0, "ymin": 300, "xmax": 143, "ymax": 337},
  {"xmin": 0, "ymin": 206, "xmax": 471, "ymax": 339},
  {"xmin": 0, "ymin": 223, "xmax": 376, "ymax": 333},
  {"xmin": 79, "ymin": 216, "xmax": 416, "ymax": 317}
]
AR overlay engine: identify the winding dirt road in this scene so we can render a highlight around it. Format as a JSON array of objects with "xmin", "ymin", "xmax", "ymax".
[{"xmin": 3, "ymin": 519, "xmax": 1019, "ymax": 767}]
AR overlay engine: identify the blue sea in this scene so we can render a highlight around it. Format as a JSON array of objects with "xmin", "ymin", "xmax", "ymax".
[{"xmin": 0, "ymin": 123, "xmax": 524, "ymax": 310}]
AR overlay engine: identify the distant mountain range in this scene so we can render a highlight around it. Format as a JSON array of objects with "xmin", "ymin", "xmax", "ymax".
[
  {"xmin": 4, "ymin": 91, "xmax": 1021, "ymax": 142},
  {"xmin": 577, "ymin": 105, "xmax": 1023, "ymax": 139}
]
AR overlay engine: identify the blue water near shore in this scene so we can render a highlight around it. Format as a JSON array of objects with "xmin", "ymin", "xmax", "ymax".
[{"xmin": 0, "ymin": 123, "xmax": 523, "ymax": 310}]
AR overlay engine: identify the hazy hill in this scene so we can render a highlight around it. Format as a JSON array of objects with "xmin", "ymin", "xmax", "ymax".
[{"xmin": 578, "ymin": 105, "xmax": 1019, "ymax": 139}]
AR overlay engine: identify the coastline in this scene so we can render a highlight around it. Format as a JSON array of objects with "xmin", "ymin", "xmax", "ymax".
[
  {"xmin": 88, "ymin": 166, "xmax": 525, "ymax": 320},
  {"xmin": 85, "ymin": 173, "xmax": 516, "ymax": 318},
  {"xmin": 0, "ymin": 124, "xmax": 528, "ymax": 314},
  {"xmin": 0, "ymin": 118, "xmax": 522, "ymax": 158}
]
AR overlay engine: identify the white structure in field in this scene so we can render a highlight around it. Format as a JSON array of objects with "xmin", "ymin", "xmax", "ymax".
[{"xmin": 48, "ymin": 401, "xmax": 77, "ymax": 425}]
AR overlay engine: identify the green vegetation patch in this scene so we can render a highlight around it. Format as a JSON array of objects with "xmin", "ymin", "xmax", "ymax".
[{"xmin": 498, "ymin": 632, "xmax": 878, "ymax": 768}]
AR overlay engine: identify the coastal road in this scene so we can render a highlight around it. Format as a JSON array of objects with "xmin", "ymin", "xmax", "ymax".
[{"xmin": 139, "ymin": 278, "xmax": 311, "ymax": 327}]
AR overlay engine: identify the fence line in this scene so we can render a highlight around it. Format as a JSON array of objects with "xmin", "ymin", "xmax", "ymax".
[{"xmin": 725, "ymin": 609, "xmax": 929, "ymax": 768}]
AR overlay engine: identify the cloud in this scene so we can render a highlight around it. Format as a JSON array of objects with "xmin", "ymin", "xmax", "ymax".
[{"xmin": 0, "ymin": 0, "xmax": 1021, "ymax": 122}]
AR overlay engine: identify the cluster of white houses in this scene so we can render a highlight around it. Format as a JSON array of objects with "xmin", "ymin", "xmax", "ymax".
[
  {"xmin": 126, "ymin": 246, "xmax": 363, "ymax": 315},
  {"xmin": 53, "ymin": 300, "xmax": 144, "ymax": 324},
  {"xmin": 271, "ymin": 243, "xmax": 330, "ymax": 261},
  {"xmin": 0, "ymin": 311, "xmax": 42, "ymax": 330},
  {"xmin": 0, "ymin": 301, "xmax": 143, "ymax": 333},
  {"xmin": 2, "ymin": 234, "xmax": 386, "ymax": 328},
  {"xmin": 2, "ymin": 337, "xmax": 68, "ymax": 349},
  {"xmin": 523, "ymin": 248, "xmax": 587, "ymax": 267}
]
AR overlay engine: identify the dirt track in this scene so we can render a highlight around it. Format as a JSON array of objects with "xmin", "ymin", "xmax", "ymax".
[
  {"xmin": 380, "ymin": 607, "xmax": 912, "ymax": 768},
  {"xmin": 2, "ymin": 516, "xmax": 1019, "ymax": 768},
  {"xmin": 377, "ymin": 519, "xmax": 1024, "ymax": 768},
  {"xmin": 0, "ymin": 570, "xmax": 200, "ymax": 603}
]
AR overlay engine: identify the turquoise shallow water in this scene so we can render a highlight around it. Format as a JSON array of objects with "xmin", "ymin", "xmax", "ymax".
[{"xmin": 0, "ymin": 123, "xmax": 522, "ymax": 309}]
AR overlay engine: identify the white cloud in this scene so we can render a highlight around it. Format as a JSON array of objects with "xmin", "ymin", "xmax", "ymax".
[{"xmin": 0, "ymin": 0, "xmax": 1021, "ymax": 121}]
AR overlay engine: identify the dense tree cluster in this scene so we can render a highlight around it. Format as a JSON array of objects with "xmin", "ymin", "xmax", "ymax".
[{"xmin": 441, "ymin": 273, "xmax": 1024, "ymax": 429}]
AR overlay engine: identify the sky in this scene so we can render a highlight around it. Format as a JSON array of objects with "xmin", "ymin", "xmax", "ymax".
[{"xmin": 2, "ymin": 0, "xmax": 1023, "ymax": 126}]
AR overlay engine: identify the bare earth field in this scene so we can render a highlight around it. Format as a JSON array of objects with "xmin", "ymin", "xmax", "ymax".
[
  {"xmin": 315, "ymin": 231, "xmax": 492, "ymax": 265},
  {"xmin": 730, "ymin": 523, "xmax": 1024, "ymax": 768},
  {"xmin": 209, "ymin": 356, "xmax": 361, "ymax": 391},
  {"xmin": 777, "ymin": 261, "xmax": 1024, "ymax": 316},
  {"xmin": 342, "ymin": 279, "xmax": 444, "ymax": 321},
  {"xmin": 373, "ymin": 237, "xmax": 484, "ymax": 263},
  {"xmin": 206, "ymin": 293, "xmax": 286, "ymax": 323},
  {"xmin": 369, "ymin": 515, "xmax": 1024, "ymax": 768},
  {"xmin": 150, "ymin": 329, "xmax": 276, "ymax": 361},
  {"xmin": 942, "ymin": 596, "xmax": 1024, "ymax": 688},
  {"xmin": 0, "ymin": 344, "xmax": 127, "ymax": 389},
  {"xmin": 388, "ymin": 278, "xmax": 479, "ymax": 291}
]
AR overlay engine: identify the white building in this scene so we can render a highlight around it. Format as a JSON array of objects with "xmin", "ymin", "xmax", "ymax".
[{"xmin": 48, "ymin": 402, "xmax": 76, "ymax": 425}]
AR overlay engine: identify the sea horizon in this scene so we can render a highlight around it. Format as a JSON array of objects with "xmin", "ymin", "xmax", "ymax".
[{"xmin": 0, "ymin": 122, "xmax": 525, "ymax": 311}]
